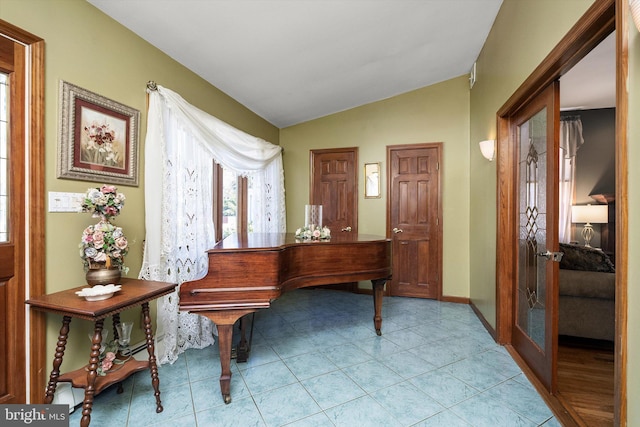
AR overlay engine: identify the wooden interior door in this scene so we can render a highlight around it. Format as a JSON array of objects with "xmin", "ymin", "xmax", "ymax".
[
  {"xmin": 387, "ymin": 144, "xmax": 441, "ymax": 299},
  {"xmin": 511, "ymin": 82, "xmax": 560, "ymax": 392},
  {"xmin": 310, "ymin": 147, "xmax": 358, "ymax": 291},
  {"xmin": 310, "ymin": 147, "xmax": 358, "ymax": 234},
  {"xmin": 0, "ymin": 34, "xmax": 26, "ymax": 404}
]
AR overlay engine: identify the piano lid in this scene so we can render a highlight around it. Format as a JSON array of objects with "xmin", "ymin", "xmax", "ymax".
[{"xmin": 209, "ymin": 232, "xmax": 389, "ymax": 252}]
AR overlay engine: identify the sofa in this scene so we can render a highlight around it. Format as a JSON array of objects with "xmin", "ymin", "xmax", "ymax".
[{"xmin": 558, "ymin": 243, "xmax": 615, "ymax": 342}]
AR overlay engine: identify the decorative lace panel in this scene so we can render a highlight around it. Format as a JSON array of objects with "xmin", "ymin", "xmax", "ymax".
[{"xmin": 140, "ymin": 87, "xmax": 286, "ymax": 364}]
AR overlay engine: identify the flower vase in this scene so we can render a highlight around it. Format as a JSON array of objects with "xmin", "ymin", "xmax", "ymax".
[
  {"xmin": 80, "ymin": 187, "xmax": 129, "ymax": 283},
  {"xmin": 86, "ymin": 264, "xmax": 121, "ymax": 286}
]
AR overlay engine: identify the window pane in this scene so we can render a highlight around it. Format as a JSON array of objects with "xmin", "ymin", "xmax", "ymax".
[
  {"xmin": 0, "ymin": 73, "xmax": 7, "ymax": 242},
  {"xmin": 247, "ymin": 175, "xmax": 254, "ymax": 233},
  {"xmin": 222, "ymin": 168, "xmax": 237, "ymax": 238}
]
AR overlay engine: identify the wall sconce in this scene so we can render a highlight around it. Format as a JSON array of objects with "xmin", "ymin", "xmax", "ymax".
[
  {"xmin": 479, "ymin": 139, "xmax": 496, "ymax": 161},
  {"xmin": 571, "ymin": 204, "xmax": 608, "ymax": 247},
  {"xmin": 631, "ymin": 0, "xmax": 640, "ymax": 32}
]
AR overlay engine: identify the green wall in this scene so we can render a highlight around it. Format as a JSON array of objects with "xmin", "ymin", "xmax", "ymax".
[
  {"xmin": 281, "ymin": 75, "xmax": 471, "ymax": 298},
  {"xmin": 0, "ymin": 0, "xmax": 278, "ymax": 373},
  {"xmin": 626, "ymin": 2, "xmax": 639, "ymax": 422},
  {"xmin": 468, "ymin": 0, "xmax": 595, "ymax": 329}
]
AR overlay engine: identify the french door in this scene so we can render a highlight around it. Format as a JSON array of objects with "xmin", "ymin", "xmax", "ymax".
[
  {"xmin": 0, "ymin": 33, "xmax": 26, "ymax": 404},
  {"xmin": 511, "ymin": 81, "xmax": 560, "ymax": 392}
]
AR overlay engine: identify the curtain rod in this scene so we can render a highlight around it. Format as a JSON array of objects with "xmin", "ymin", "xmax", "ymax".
[
  {"xmin": 560, "ymin": 115, "xmax": 581, "ymax": 121},
  {"xmin": 147, "ymin": 81, "xmax": 158, "ymax": 91}
]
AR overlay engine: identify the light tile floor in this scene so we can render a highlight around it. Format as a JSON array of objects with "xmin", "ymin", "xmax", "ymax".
[{"xmin": 69, "ymin": 289, "xmax": 561, "ymax": 426}]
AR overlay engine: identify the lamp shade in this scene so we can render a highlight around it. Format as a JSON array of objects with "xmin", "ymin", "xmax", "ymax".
[
  {"xmin": 571, "ymin": 204, "xmax": 608, "ymax": 224},
  {"xmin": 479, "ymin": 139, "xmax": 495, "ymax": 161}
]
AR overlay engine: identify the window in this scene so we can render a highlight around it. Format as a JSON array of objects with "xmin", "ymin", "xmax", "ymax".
[
  {"xmin": 0, "ymin": 73, "xmax": 7, "ymax": 242},
  {"xmin": 213, "ymin": 163, "xmax": 249, "ymax": 241}
]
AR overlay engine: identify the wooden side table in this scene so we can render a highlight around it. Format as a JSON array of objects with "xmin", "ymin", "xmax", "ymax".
[{"xmin": 26, "ymin": 278, "xmax": 177, "ymax": 427}]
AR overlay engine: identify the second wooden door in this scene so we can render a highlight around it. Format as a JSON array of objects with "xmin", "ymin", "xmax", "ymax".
[
  {"xmin": 387, "ymin": 144, "xmax": 442, "ymax": 299},
  {"xmin": 310, "ymin": 147, "xmax": 358, "ymax": 291}
]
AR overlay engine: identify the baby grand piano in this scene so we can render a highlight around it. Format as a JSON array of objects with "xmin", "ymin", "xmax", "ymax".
[{"xmin": 179, "ymin": 232, "xmax": 392, "ymax": 403}]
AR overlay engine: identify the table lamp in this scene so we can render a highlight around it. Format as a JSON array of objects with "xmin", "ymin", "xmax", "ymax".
[{"xmin": 571, "ymin": 204, "xmax": 608, "ymax": 247}]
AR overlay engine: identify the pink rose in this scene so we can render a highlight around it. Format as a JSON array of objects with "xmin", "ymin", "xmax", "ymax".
[
  {"xmin": 115, "ymin": 237, "xmax": 128, "ymax": 250},
  {"xmin": 101, "ymin": 358, "xmax": 113, "ymax": 372},
  {"xmin": 92, "ymin": 231, "xmax": 104, "ymax": 248},
  {"xmin": 104, "ymin": 206, "xmax": 118, "ymax": 216},
  {"xmin": 313, "ymin": 229, "xmax": 321, "ymax": 238},
  {"xmin": 104, "ymin": 352, "xmax": 116, "ymax": 362},
  {"xmin": 101, "ymin": 185, "xmax": 117, "ymax": 194}
]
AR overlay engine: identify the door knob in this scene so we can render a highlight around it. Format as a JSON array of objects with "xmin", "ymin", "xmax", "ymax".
[
  {"xmin": 341, "ymin": 226, "xmax": 352, "ymax": 232},
  {"xmin": 392, "ymin": 228, "xmax": 403, "ymax": 234},
  {"xmin": 536, "ymin": 250, "xmax": 564, "ymax": 262}
]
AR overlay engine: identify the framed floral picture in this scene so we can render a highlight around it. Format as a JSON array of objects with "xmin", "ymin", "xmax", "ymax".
[{"xmin": 57, "ymin": 81, "xmax": 140, "ymax": 186}]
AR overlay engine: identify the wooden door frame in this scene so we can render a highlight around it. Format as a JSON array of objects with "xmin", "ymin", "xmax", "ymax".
[
  {"xmin": 385, "ymin": 142, "xmax": 443, "ymax": 299},
  {"xmin": 0, "ymin": 19, "xmax": 46, "ymax": 404},
  {"xmin": 494, "ymin": 0, "xmax": 627, "ymax": 424}
]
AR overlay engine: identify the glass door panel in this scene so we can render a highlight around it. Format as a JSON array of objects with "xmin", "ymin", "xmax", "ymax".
[
  {"xmin": 0, "ymin": 73, "xmax": 7, "ymax": 242},
  {"xmin": 511, "ymin": 81, "xmax": 559, "ymax": 392},
  {"xmin": 517, "ymin": 108, "xmax": 548, "ymax": 349}
]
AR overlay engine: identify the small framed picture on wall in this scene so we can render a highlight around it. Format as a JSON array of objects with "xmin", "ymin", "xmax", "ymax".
[{"xmin": 364, "ymin": 162, "xmax": 381, "ymax": 198}]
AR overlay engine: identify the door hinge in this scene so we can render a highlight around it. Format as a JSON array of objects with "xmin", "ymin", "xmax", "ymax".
[
  {"xmin": 436, "ymin": 217, "xmax": 439, "ymax": 226},
  {"xmin": 436, "ymin": 162, "xmax": 440, "ymax": 171}
]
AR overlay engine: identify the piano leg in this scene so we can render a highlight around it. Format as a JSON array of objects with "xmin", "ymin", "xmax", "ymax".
[
  {"xmin": 236, "ymin": 313, "xmax": 255, "ymax": 363},
  {"xmin": 200, "ymin": 309, "xmax": 257, "ymax": 404},
  {"xmin": 371, "ymin": 279, "xmax": 386, "ymax": 336}
]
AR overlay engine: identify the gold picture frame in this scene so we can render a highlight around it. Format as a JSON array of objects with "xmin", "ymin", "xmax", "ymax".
[
  {"xmin": 364, "ymin": 162, "xmax": 381, "ymax": 198},
  {"xmin": 57, "ymin": 80, "xmax": 140, "ymax": 186}
]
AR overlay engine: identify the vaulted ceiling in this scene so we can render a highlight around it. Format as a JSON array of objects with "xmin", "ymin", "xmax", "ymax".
[
  {"xmin": 88, "ymin": 0, "xmax": 503, "ymax": 128},
  {"xmin": 88, "ymin": 0, "xmax": 614, "ymax": 128}
]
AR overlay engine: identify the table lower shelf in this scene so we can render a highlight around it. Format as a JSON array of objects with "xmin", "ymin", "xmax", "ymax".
[{"xmin": 57, "ymin": 359, "xmax": 149, "ymax": 396}]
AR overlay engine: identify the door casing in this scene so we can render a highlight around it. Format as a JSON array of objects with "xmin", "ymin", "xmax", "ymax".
[{"xmin": 0, "ymin": 20, "xmax": 46, "ymax": 404}]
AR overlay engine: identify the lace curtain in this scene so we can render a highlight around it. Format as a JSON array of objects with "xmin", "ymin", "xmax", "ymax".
[
  {"xmin": 559, "ymin": 116, "xmax": 584, "ymax": 243},
  {"xmin": 139, "ymin": 85, "xmax": 286, "ymax": 364}
]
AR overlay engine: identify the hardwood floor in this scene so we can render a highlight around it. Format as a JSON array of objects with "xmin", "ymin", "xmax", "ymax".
[{"xmin": 557, "ymin": 337, "xmax": 615, "ymax": 426}]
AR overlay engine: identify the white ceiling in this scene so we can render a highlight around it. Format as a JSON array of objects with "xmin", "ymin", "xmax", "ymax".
[
  {"xmin": 88, "ymin": 0, "xmax": 503, "ymax": 128},
  {"xmin": 87, "ymin": 0, "xmax": 614, "ymax": 128},
  {"xmin": 560, "ymin": 32, "xmax": 615, "ymax": 111}
]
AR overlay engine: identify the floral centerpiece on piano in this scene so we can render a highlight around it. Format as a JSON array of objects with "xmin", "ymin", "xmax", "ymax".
[
  {"xmin": 295, "ymin": 224, "xmax": 331, "ymax": 241},
  {"xmin": 79, "ymin": 185, "xmax": 130, "ymax": 284}
]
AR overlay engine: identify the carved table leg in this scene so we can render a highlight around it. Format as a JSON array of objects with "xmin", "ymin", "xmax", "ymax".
[
  {"xmin": 44, "ymin": 315, "xmax": 72, "ymax": 404},
  {"xmin": 201, "ymin": 309, "xmax": 257, "ymax": 404},
  {"xmin": 371, "ymin": 279, "xmax": 386, "ymax": 336},
  {"xmin": 142, "ymin": 302, "xmax": 163, "ymax": 413},
  {"xmin": 80, "ymin": 319, "xmax": 104, "ymax": 427}
]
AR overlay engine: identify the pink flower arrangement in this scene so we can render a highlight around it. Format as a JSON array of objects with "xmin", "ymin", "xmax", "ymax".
[
  {"xmin": 81, "ymin": 184, "xmax": 125, "ymax": 220},
  {"xmin": 294, "ymin": 225, "xmax": 331, "ymax": 241},
  {"xmin": 101, "ymin": 352, "xmax": 116, "ymax": 372},
  {"xmin": 80, "ymin": 185, "xmax": 129, "ymax": 273}
]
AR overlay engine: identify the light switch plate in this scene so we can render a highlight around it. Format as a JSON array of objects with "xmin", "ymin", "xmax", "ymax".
[{"xmin": 48, "ymin": 192, "xmax": 85, "ymax": 213}]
